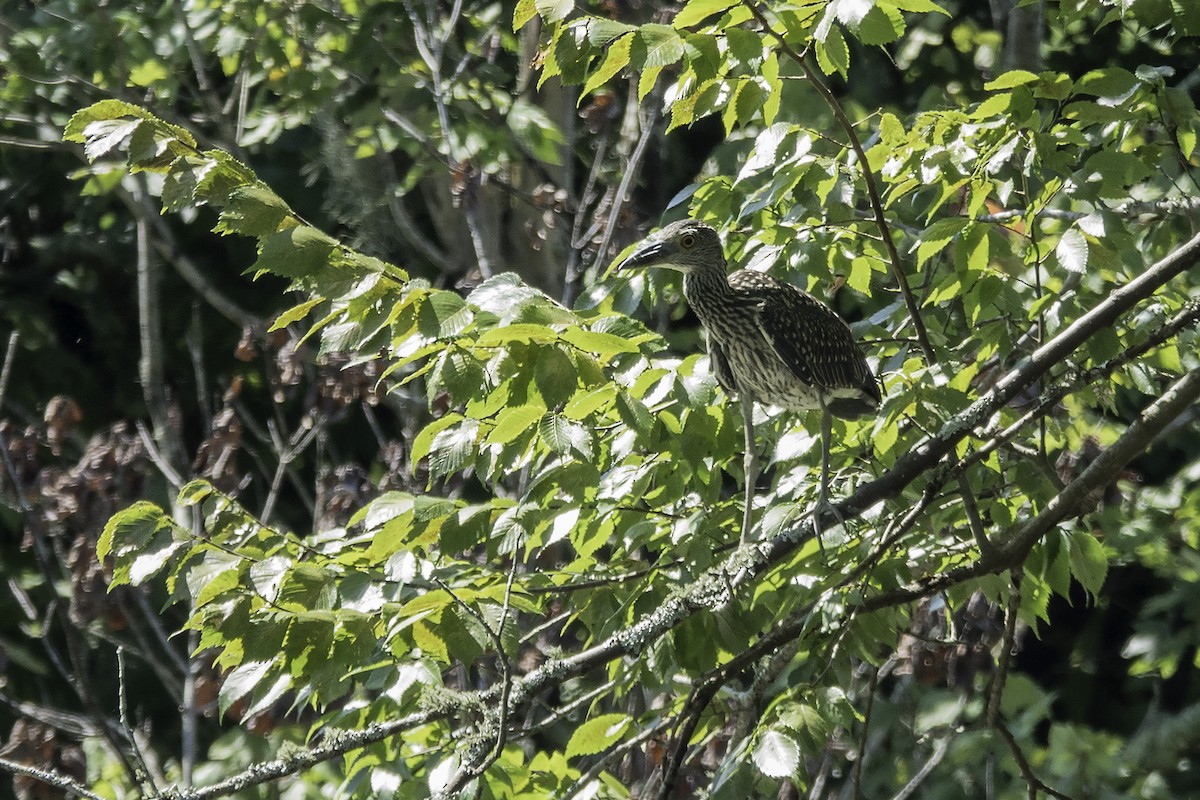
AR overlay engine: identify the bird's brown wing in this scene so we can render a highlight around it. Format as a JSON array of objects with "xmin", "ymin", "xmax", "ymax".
[
  {"xmin": 707, "ymin": 336, "xmax": 739, "ymax": 396},
  {"xmin": 728, "ymin": 270, "xmax": 880, "ymax": 413}
]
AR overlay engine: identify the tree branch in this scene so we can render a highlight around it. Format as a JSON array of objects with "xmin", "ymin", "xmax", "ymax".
[{"xmin": 0, "ymin": 758, "xmax": 104, "ymax": 800}]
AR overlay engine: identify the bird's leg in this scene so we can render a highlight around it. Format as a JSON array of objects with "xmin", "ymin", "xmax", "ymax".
[
  {"xmin": 740, "ymin": 393, "xmax": 756, "ymax": 545},
  {"xmin": 811, "ymin": 399, "xmax": 844, "ymax": 559}
]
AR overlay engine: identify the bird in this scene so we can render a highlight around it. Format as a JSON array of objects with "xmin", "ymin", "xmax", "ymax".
[{"xmin": 618, "ymin": 219, "xmax": 881, "ymax": 546}]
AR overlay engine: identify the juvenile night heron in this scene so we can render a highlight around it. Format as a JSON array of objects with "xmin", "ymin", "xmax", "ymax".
[{"xmin": 619, "ymin": 219, "xmax": 880, "ymax": 545}]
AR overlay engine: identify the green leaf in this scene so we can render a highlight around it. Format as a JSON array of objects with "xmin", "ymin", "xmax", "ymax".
[
  {"xmin": 753, "ymin": 728, "xmax": 801, "ymax": 778},
  {"xmin": 563, "ymin": 385, "xmax": 617, "ymax": 420},
  {"xmin": 637, "ymin": 24, "xmax": 686, "ymax": 68},
  {"xmin": 583, "ymin": 33, "xmax": 633, "ymax": 96},
  {"xmin": 915, "ymin": 218, "xmax": 968, "ymax": 267},
  {"xmin": 513, "ymin": 0, "xmax": 538, "ymax": 30},
  {"xmin": 220, "ymin": 659, "xmax": 276, "ymax": 716},
  {"xmin": 560, "ymin": 327, "xmax": 644, "ymax": 357},
  {"xmin": 814, "ymin": 25, "xmax": 849, "ymax": 78},
  {"xmin": 252, "ymin": 226, "xmax": 338, "ymax": 279},
  {"xmin": 78, "ymin": 119, "xmax": 143, "ymax": 162},
  {"xmin": 847, "ymin": 256, "xmax": 874, "ymax": 294},
  {"xmin": 889, "ymin": 0, "xmax": 950, "ymax": 14},
  {"xmin": 1055, "ymin": 228, "xmax": 1088, "ymax": 273},
  {"xmin": 412, "ymin": 413, "xmax": 465, "ymax": 469},
  {"xmin": 538, "ymin": 413, "xmax": 593, "ymax": 460},
  {"xmin": 984, "ymin": 70, "xmax": 1040, "ymax": 90},
  {"xmin": 1069, "ymin": 530, "xmax": 1108, "ymax": 596},
  {"xmin": 128, "ymin": 59, "xmax": 169, "ymax": 87},
  {"xmin": 178, "ymin": 480, "xmax": 215, "ymax": 506},
  {"xmin": 271, "ymin": 298, "xmax": 324, "ymax": 331},
  {"xmin": 534, "ymin": 347, "xmax": 578, "ymax": 408},
  {"xmin": 762, "ymin": 51, "xmax": 781, "ymax": 126},
  {"xmin": 565, "ymin": 713, "xmax": 632, "ymax": 758},
  {"xmin": 489, "ymin": 404, "xmax": 547, "ymax": 445},
  {"xmin": 429, "ymin": 419, "xmax": 480, "ymax": 480},
  {"xmin": 1074, "ymin": 67, "xmax": 1137, "ymax": 100},
  {"xmin": 534, "ymin": 0, "xmax": 573, "ymax": 23},
  {"xmin": 639, "ymin": 64, "xmax": 664, "ymax": 99},
  {"xmin": 587, "ymin": 19, "xmax": 635, "ymax": 46},
  {"xmin": 215, "ymin": 185, "xmax": 294, "ymax": 237},
  {"xmin": 673, "ymin": 0, "xmax": 739, "ymax": 28},
  {"xmin": 98, "ymin": 501, "xmax": 168, "ymax": 561},
  {"xmin": 857, "ymin": 4, "xmax": 905, "ymax": 45}
]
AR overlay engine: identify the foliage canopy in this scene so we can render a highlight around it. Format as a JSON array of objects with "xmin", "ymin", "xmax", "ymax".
[{"xmin": 2, "ymin": 0, "xmax": 1200, "ymax": 798}]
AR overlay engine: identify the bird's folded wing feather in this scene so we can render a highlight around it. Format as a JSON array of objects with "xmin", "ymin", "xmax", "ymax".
[
  {"xmin": 706, "ymin": 336, "xmax": 738, "ymax": 395},
  {"xmin": 729, "ymin": 271, "xmax": 869, "ymax": 392}
]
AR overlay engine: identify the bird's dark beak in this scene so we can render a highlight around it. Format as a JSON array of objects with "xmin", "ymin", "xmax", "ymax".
[{"xmin": 617, "ymin": 238, "xmax": 675, "ymax": 271}]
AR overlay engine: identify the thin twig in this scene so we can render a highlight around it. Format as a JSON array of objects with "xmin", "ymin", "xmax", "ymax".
[
  {"xmin": 594, "ymin": 85, "xmax": 658, "ymax": 275},
  {"xmin": 118, "ymin": 648, "xmax": 161, "ymax": 798},
  {"xmin": 888, "ymin": 736, "xmax": 952, "ymax": 800},
  {"xmin": 987, "ymin": 571, "xmax": 1022, "ymax": 728},
  {"xmin": 994, "ymin": 721, "xmax": 1076, "ymax": 800},
  {"xmin": 0, "ymin": 331, "xmax": 18, "ymax": 412},
  {"xmin": 852, "ymin": 657, "xmax": 894, "ymax": 799}
]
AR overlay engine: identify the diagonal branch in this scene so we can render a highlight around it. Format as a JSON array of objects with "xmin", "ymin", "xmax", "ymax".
[{"xmin": 0, "ymin": 758, "xmax": 104, "ymax": 800}]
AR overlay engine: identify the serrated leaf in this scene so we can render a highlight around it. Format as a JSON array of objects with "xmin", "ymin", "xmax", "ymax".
[
  {"xmin": 98, "ymin": 501, "xmax": 170, "ymax": 561},
  {"xmin": 429, "ymin": 419, "xmax": 481, "ymax": 479},
  {"xmin": 639, "ymin": 64, "xmax": 664, "ymax": 99},
  {"xmin": 412, "ymin": 413, "xmax": 465, "ymax": 469},
  {"xmin": 984, "ymin": 70, "xmax": 1039, "ymax": 90},
  {"xmin": 560, "ymin": 327, "xmax": 642, "ymax": 357},
  {"xmin": 538, "ymin": 413, "xmax": 593, "ymax": 460},
  {"xmin": 673, "ymin": 0, "xmax": 739, "ymax": 28},
  {"xmin": 1069, "ymin": 530, "xmax": 1108, "ymax": 596},
  {"xmin": 219, "ymin": 659, "xmax": 276, "ymax": 716},
  {"xmin": 814, "ymin": 25, "xmax": 849, "ymax": 78},
  {"xmin": 889, "ymin": 0, "xmax": 950, "ymax": 13},
  {"xmin": 271, "ymin": 298, "xmax": 324, "ymax": 331},
  {"xmin": 915, "ymin": 218, "xmax": 968, "ymax": 267},
  {"xmin": 582, "ymin": 33, "xmax": 633, "ymax": 96},
  {"xmin": 565, "ymin": 713, "xmax": 632, "ymax": 758},
  {"xmin": 253, "ymin": 226, "xmax": 338, "ymax": 279},
  {"xmin": 587, "ymin": 19, "xmax": 635, "ymax": 46},
  {"xmin": 1074, "ymin": 67, "xmax": 1137, "ymax": 100},
  {"xmin": 128, "ymin": 536, "xmax": 185, "ymax": 586},
  {"xmin": 753, "ymin": 729, "xmax": 801, "ymax": 778},
  {"xmin": 489, "ymin": 404, "xmax": 547, "ymax": 445},
  {"xmin": 847, "ymin": 256, "xmax": 874, "ymax": 294},
  {"xmin": 79, "ymin": 119, "xmax": 143, "ymax": 162},
  {"xmin": 638, "ymin": 24, "xmax": 686, "ymax": 68},
  {"xmin": 476, "ymin": 323, "xmax": 560, "ymax": 347},
  {"xmin": 513, "ymin": 0, "xmax": 538, "ymax": 30},
  {"xmin": 829, "ymin": 0, "xmax": 874, "ymax": 27},
  {"xmin": 857, "ymin": 4, "xmax": 905, "ymax": 45},
  {"xmin": 215, "ymin": 184, "xmax": 293, "ymax": 237},
  {"xmin": 1055, "ymin": 228, "xmax": 1088, "ymax": 273},
  {"xmin": 535, "ymin": 0, "xmax": 573, "ymax": 23},
  {"xmin": 563, "ymin": 385, "xmax": 617, "ymax": 420}
]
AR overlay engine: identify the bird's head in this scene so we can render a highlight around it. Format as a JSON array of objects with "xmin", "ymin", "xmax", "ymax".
[{"xmin": 617, "ymin": 219, "xmax": 725, "ymax": 274}]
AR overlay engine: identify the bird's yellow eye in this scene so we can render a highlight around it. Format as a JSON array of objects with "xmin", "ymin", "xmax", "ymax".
[{"xmin": 680, "ymin": 234, "xmax": 696, "ymax": 249}]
